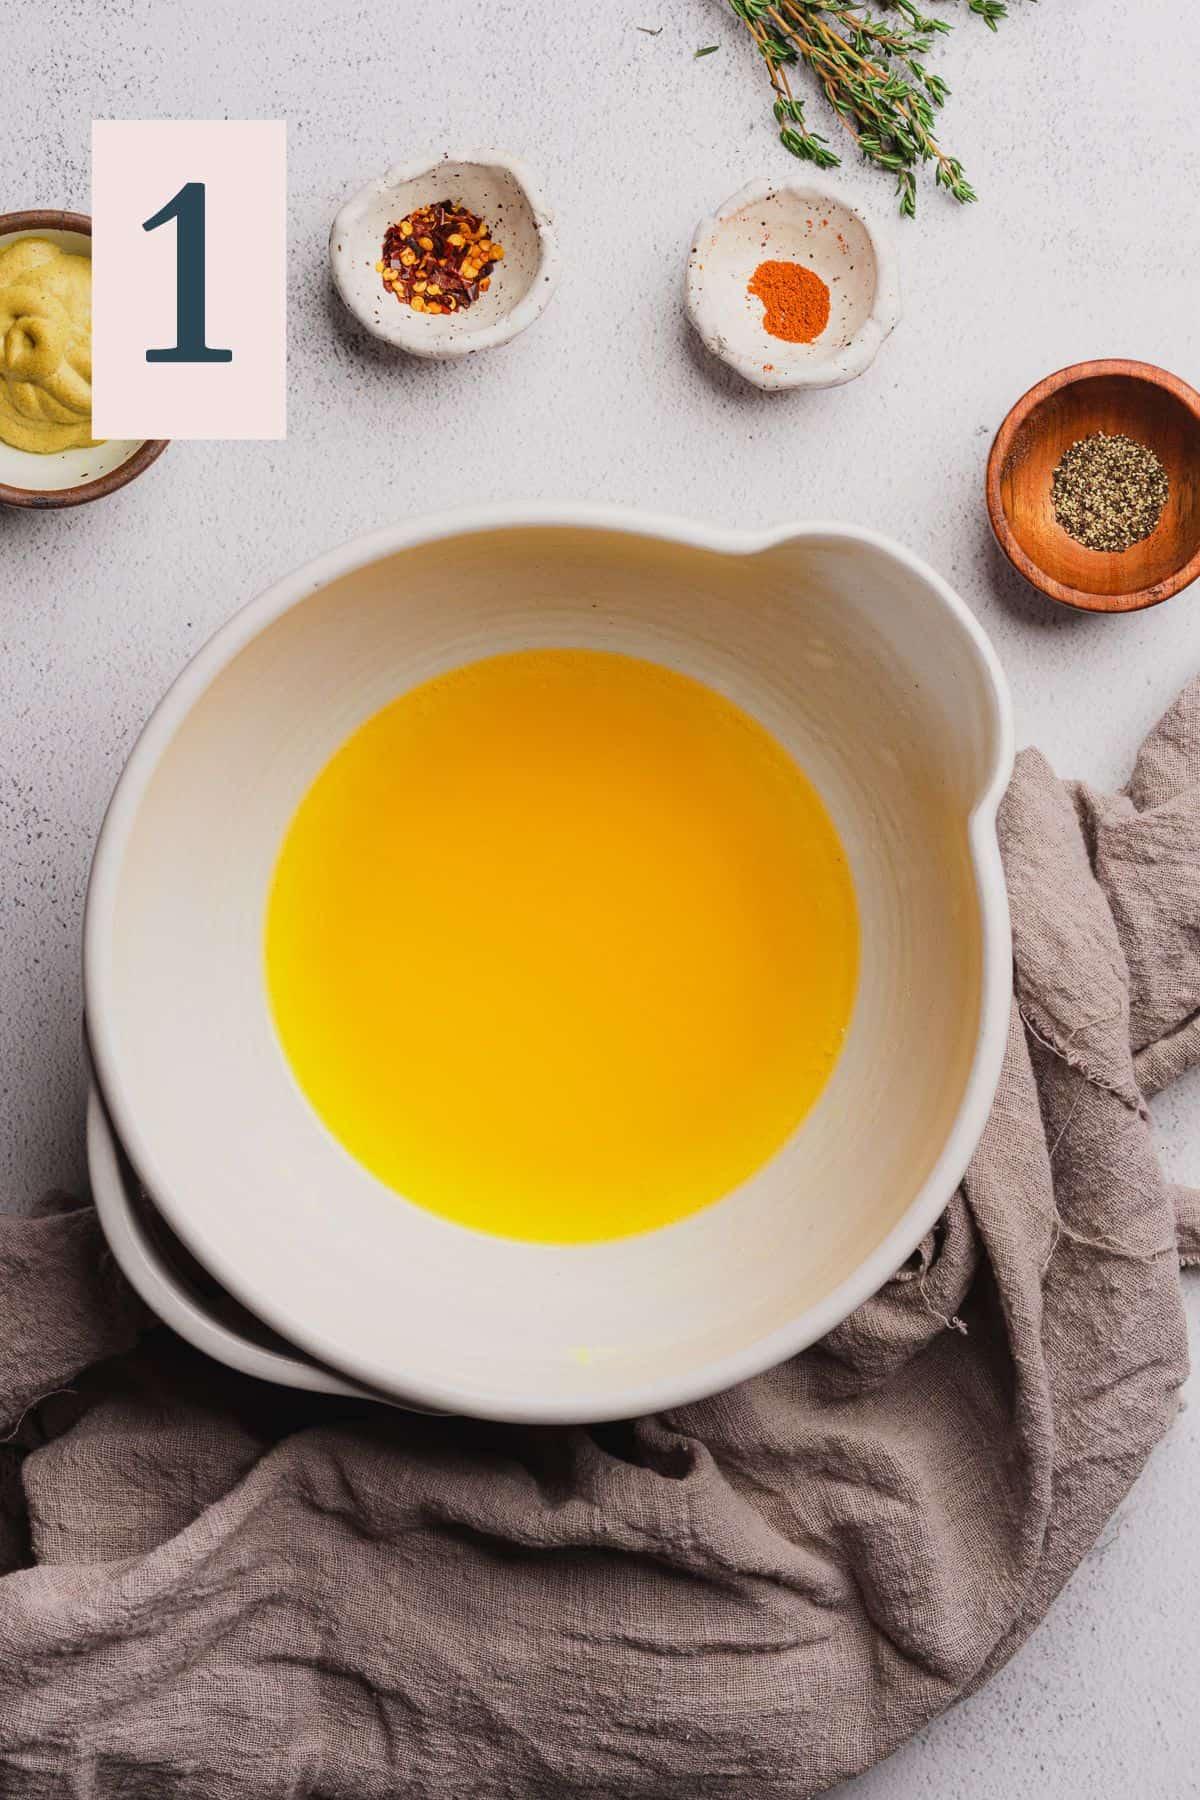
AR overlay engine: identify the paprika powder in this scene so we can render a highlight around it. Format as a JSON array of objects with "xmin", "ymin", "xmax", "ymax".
[{"xmin": 748, "ymin": 260, "xmax": 831, "ymax": 345}]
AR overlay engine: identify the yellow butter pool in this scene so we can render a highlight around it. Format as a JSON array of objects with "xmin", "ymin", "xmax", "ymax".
[{"xmin": 265, "ymin": 648, "xmax": 857, "ymax": 1242}]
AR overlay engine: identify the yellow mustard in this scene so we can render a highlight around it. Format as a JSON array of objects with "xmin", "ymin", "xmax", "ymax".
[{"xmin": 0, "ymin": 237, "xmax": 96, "ymax": 454}]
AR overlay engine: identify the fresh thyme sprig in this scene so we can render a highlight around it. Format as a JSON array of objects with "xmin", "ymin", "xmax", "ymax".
[{"xmin": 727, "ymin": 0, "xmax": 1023, "ymax": 214}]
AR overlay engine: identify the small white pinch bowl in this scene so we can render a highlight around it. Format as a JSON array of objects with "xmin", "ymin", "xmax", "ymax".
[
  {"xmin": 86, "ymin": 1083, "xmax": 392, "ymax": 1404},
  {"xmin": 85, "ymin": 505, "xmax": 1012, "ymax": 1426},
  {"xmin": 329, "ymin": 152, "xmax": 560, "ymax": 358},
  {"xmin": 686, "ymin": 178, "xmax": 901, "ymax": 391}
]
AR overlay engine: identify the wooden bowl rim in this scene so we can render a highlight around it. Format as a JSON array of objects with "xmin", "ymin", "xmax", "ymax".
[
  {"xmin": 986, "ymin": 358, "xmax": 1200, "ymax": 614},
  {"xmin": 0, "ymin": 210, "xmax": 169, "ymax": 510}
]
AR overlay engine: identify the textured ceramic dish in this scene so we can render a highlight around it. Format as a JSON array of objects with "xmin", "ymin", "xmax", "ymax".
[
  {"xmin": 86, "ymin": 1083, "xmax": 394, "ymax": 1403},
  {"xmin": 330, "ymin": 153, "xmax": 560, "ymax": 358},
  {"xmin": 987, "ymin": 359, "xmax": 1200, "ymax": 613},
  {"xmin": 0, "ymin": 211, "xmax": 167, "ymax": 509},
  {"xmin": 686, "ymin": 179, "xmax": 901, "ymax": 391},
  {"xmin": 85, "ymin": 505, "xmax": 1012, "ymax": 1425}
]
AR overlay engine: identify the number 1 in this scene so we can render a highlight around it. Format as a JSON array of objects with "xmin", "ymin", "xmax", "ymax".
[{"xmin": 143, "ymin": 182, "xmax": 233, "ymax": 364}]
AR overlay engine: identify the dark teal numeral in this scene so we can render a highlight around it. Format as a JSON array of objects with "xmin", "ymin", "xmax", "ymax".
[{"xmin": 143, "ymin": 182, "xmax": 233, "ymax": 364}]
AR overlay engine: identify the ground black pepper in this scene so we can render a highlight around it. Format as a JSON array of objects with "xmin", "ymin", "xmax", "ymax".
[{"xmin": 1050, "ymin": 432, "xmax": 1169, "ymax": 554}]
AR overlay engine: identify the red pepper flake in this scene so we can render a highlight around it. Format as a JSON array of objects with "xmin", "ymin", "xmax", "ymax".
[{"xmin": 377, "ymin": 200, "xmax": 505, "ymax": 315}]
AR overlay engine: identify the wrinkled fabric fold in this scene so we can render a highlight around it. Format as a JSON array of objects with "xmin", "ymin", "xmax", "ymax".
[{"xmin": 0, "ymin": 684, "xmax": 1196, "ymax": 1798}]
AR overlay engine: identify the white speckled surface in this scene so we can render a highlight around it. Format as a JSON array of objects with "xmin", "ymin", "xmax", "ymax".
[{"xmin": 1, "ymin": 1, "xmax": 1196, "ymax": 1788}]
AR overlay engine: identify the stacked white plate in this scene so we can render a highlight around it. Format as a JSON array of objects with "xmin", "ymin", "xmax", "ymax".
[{"xmin": 86, "ymin": 1073, "xmax": 398, "ymax": 1403}]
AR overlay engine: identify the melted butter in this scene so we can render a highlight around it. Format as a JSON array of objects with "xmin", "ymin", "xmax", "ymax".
[{"xmin": 265, "ymin": 649, "xmax": 858, "ymax": 1242}]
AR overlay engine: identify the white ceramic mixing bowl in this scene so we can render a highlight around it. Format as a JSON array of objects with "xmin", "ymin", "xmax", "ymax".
[{"xmin": 85, "ymin": 506, "xmax": 1013, "ymax": 1424}]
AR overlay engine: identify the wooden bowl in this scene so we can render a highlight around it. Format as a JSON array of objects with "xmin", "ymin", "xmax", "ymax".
[
  {"xmin": 987, "ymin": 359, "xmax": 1200, "ymax": 613},
  {"xmin": 0, "ymin": 209, "xmax": 168, "ymax": 509}
]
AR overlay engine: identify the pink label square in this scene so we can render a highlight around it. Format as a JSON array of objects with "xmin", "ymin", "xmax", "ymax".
[{"xmin": 91, "ymin": 119, "xmax": 286, "ymax": 440}]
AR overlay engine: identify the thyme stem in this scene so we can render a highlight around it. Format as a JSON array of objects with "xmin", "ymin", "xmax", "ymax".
[{"xmin": 727, "ymin": 0, "xmax": 1027, "ymax": 214}]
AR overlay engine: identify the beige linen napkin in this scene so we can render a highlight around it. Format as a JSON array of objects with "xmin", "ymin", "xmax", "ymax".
[{"xmin": 0, "ymin": 682, "xmax": 1196, "ymax": 1798}]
